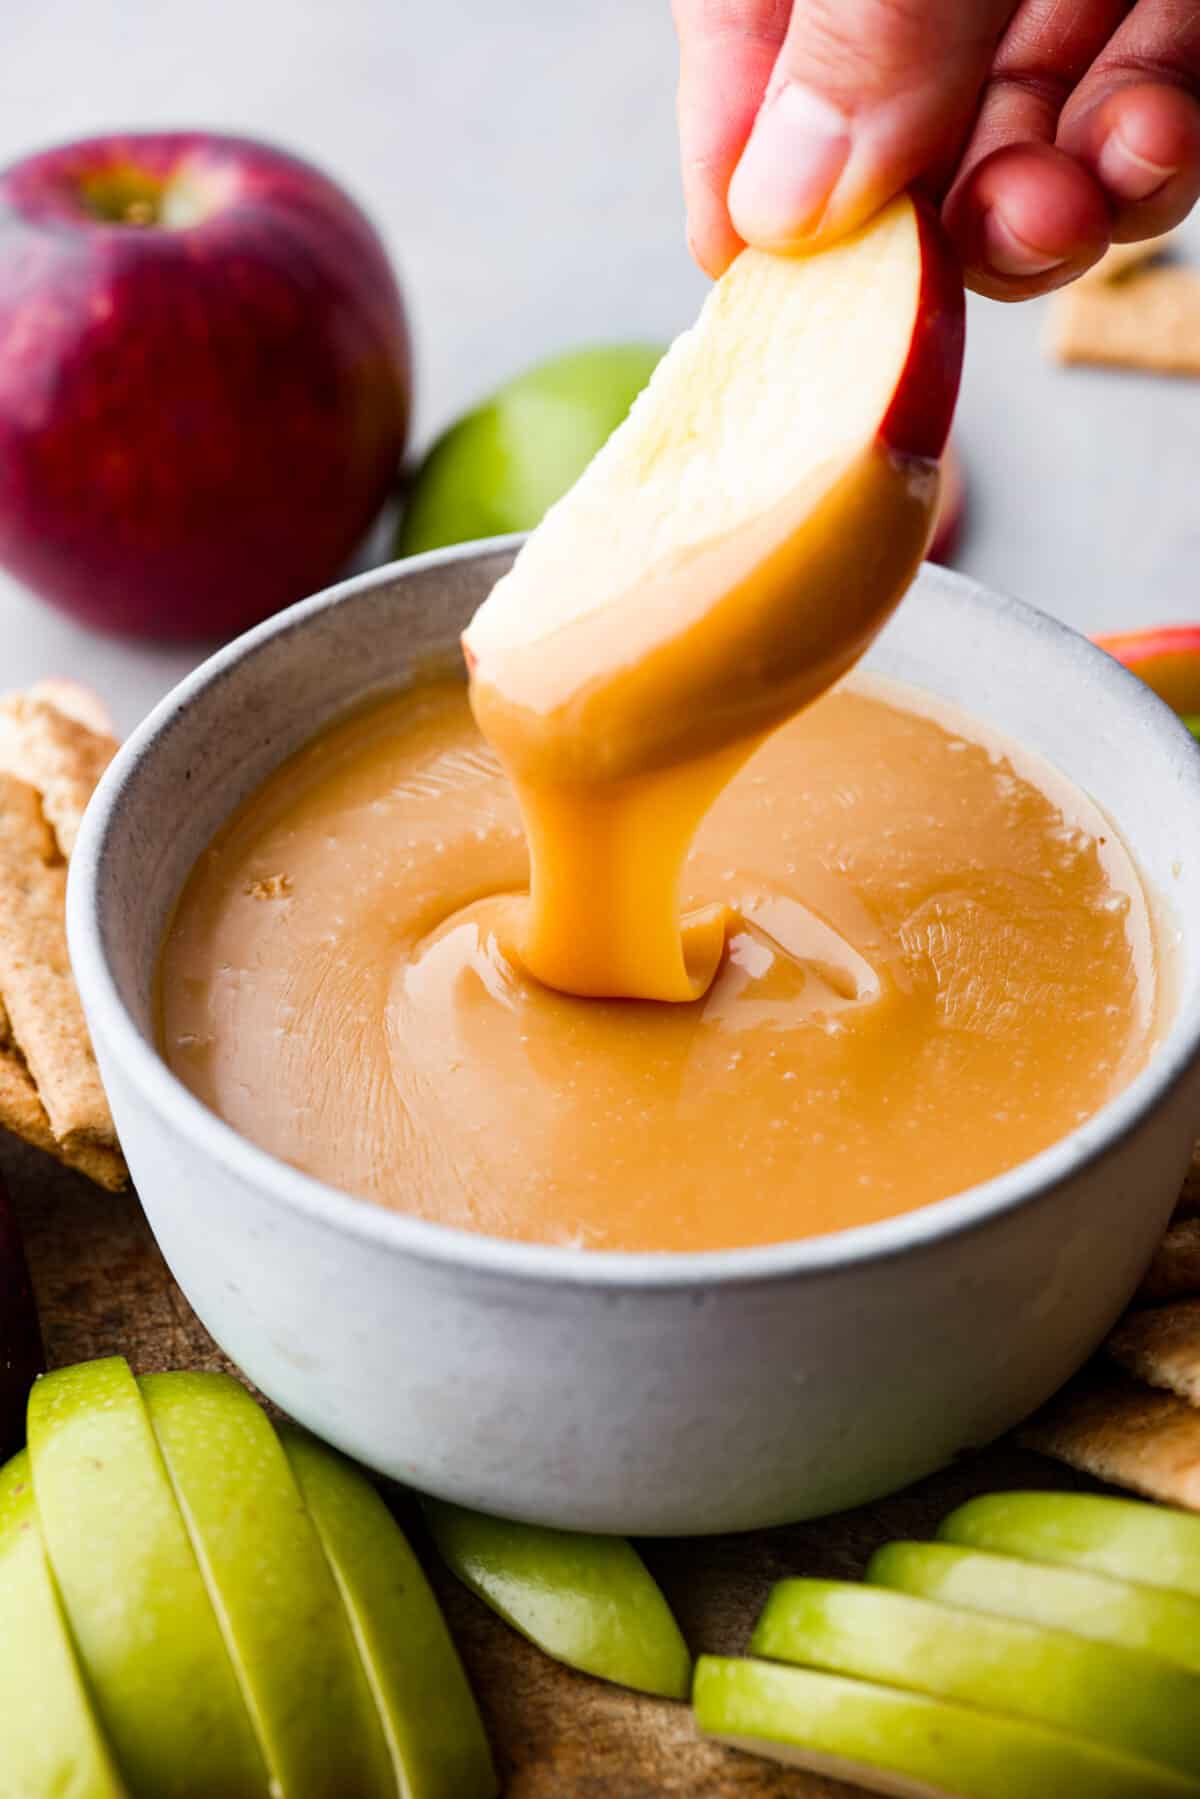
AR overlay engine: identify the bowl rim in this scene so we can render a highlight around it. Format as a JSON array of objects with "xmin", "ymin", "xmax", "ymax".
[{"xmin": 68, "ymin": 538, "xmax": 1200, "ymax": 1292}]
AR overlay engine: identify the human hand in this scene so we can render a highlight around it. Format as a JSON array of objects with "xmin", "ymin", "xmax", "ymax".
[{"xmin": 673, "ymin": 0, "xmax": 1200, "ymax": 298}]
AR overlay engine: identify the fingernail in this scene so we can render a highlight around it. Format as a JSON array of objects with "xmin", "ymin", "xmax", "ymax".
[
  {"xmin": 982, "ymin": 209, "xmax": 1066, "ymax": 278},
  {"xmin": 728, "ymin": 83, "xmax": 851, "ymax": 244},
  {"xmin": 1097, "ymin": 128, "xmax": 1177, "ymax": 202}
]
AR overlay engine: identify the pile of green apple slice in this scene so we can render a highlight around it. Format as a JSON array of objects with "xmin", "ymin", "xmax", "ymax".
[
  {"xmin": 1, "ymin": 1354, "xmax": 696, "ymax": 1797},
  {"xmin": 695, "ymin": 1490, "xmax": 1200, "ymax": 1797}
]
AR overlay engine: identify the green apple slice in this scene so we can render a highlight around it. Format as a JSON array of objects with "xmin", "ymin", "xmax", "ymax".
[
  {"xmin": 139, "ymin": 1372, "xmax": 394, "ymax": 1799},
  {"xmin": 693, "ymin": 1657, "xmax": 1200, "ymax": 1798},
  {"xmin": 941, "ymin": 1491, "xmax": 1200, "ymax": 1597},
  {"xmin": 279, "ymin": 1427, "xmax": 497, "ymax": 1799},
  {"xmin": 751, "ymin": 1578, "xmax": 1200, "ymax": 1778},
  {"xmin": 870, "ymin": 1538, "xmax": 1200, "ymax": 1673},
  {"xmin": 26, "ymin": 1357, "xmax": 268, "ymax": 1798},
  {"xmin": 421, "ymin": 1498, "xmax": 690, "ymax": 1698},
  {"xmin": 0, "ymin": 1448, "xmax": 127, "ymax": 1799}
]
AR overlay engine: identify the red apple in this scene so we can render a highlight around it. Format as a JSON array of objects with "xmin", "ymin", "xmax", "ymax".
[
  {"xmin": 0, "ymin": 1172, "xmax": 43, "ymax": 1459},
  {"xmin": 0, "ymin": 132, "xmax": 410, "ymax": 641}
]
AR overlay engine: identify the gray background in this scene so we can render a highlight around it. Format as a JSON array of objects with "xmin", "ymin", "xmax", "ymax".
[{"xmin": 0, "ymin": 0, "xmax": 1196, "ymax": 732}]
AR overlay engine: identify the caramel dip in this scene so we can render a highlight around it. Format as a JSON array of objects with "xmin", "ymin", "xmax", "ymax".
[{"xmin": 160, "ymin": 673, "xmax": 1158, "ymax": 1252}]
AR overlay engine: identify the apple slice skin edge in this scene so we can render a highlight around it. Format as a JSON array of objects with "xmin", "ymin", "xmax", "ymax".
[
  {"xmin": 280, "ymin": 1427, "xmax": 497, "ymax": 1799},
  {"xmin": 693, "ymin": 1658, "xmax": 1200, "ymax": 1799},
  {"xmin": 421, "ymin": 1497, "xmax": 691, "ymax": 1699},
  {"xmin": 25, "ymin": 1356, "xmax": 269, "ymax": 1799},
  {"xmin": 0, "ymin": 1448, "xmax": 127, "ymax": 1799},
  {"xmin": 876, "ymin": 194, "xmax": 965, "ymax": 464}
]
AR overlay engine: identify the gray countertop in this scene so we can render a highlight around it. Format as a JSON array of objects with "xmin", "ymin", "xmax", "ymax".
[{"xmin": 2, "ymin": 0, "xmax": 1197, "ymax": 732}]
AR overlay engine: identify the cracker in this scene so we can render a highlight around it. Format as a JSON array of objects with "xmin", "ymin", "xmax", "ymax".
[
  {"xmin": 0, "ymin": 1031, "xmax": 126, "ymax": 1189},
  {"xmin": 1076, "ymin": 233, "xmax": 1176, "ymax": 287},
  {"xmin": 1139, "ymin": 1217, "xmax": 1200, "ymax": 1303},
  {"xmin": 1108, "ymin": 1299, "xmax": 1200, "ymax": 1406},
  {"xmin": 1049, "ymin": 267, "xmax": 1200, "ymax": 373},
  {"xmin": 1019, "ymin": 1368, "xmax": 1200, "ymax": 1509},
  {"xmin": 0, "ymin": 774, "xmax": 118, "ymax": 1154},
  {"xmin": 0, "ymin": 694, "xmax": 117, "ymax": 858}
]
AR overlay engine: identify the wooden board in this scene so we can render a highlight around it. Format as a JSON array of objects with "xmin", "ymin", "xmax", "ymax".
[{"xmin": 4, "ymin": 1132, "xmax": 1109, "ymax": 1799}]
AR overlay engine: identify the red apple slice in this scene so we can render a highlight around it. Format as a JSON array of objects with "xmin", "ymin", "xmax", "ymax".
[
  {"xmin": 464, "ymin": 192, "xmax": 964, "ymax": 784},
  {"xmin": 928, "ymin": 440, "xmax": 966, "ymax": 564}
]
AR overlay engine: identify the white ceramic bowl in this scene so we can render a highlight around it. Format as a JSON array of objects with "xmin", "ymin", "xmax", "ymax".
[{"xmin": 69, "ymin": 544, "xmax": 1200, "ymax": 1535}]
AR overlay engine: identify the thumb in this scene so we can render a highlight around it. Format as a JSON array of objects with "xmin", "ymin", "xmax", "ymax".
[{"xmin": 728, "ymin": 0, "xmax": 1017, "ymax": 248}]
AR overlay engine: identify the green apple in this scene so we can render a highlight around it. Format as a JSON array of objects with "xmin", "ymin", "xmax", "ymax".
[
  {"xmin": 139, "ymin": 1372, "xmax": 393, "ymax": 1799},
  {"xmin": 941, "ymin": 1491, "xmax": 1200, "ymax": 1597},
  {"xmin": 397, "ymin": 344, "xmax": 662, "ymax": 555},
  {"xmin": 870, "ymin": 1538, "xmax": 1200, "ymax": 1674},
  {"xmin": 421, "ymin": 1497, "xmax": 690, "ymax": 1698},
  {"xmin": 751, "ymin": 1578, "xmax": 1200, "ymax": 1779},
  {"xmin": 279, "ymin": 1427, "xmax": 497, "ymax": 1799},
  {"xmin": 0, "ymin": 1448, "xmax": 127, "ymax": 1799},
  {"xmin": 693, "ymin": 1657, "xmax": 1200, "ymax": 1798},
  {"xmin": 26, "ymin": 1357, "xmax": 268, "ymax": 1798}
]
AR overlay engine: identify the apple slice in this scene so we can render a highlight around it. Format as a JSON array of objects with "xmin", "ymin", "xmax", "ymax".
[
  {"xmin": 26, "ymin": 1356, "xmax": 268, "ymax": 1798},
  {"xmin": 0, "ymin": 1448, "xmax": 127, "ymax": 1798},
  {"xmin": 421, "ymin": 1498, "xmax": 691, "ymax": 1698},
  {"xmin": 464, "ymin": 192, "xmax": 963, "ymax": 784},
  {"xmin": 693, "ymin": 1657, "xmax": 1200, "ymax": 1798},
  {"xmin": 870, "ymin": 1538, "xmax": 1200, "ymax": 1675},
  {"xmin": 139, "ymin": 1372, "xmax": 394, "ymax": 1799},
  {"xmin": 279, "ymin": 1427, "xmax": 497, "ymax": 1799},
  {"xmin": 928, "ymin": 439, "xmax": 965, "ymax": 563},
  {"xmin": 463, "ymin": 194, "xmax": 962, "ymax": 1000},
  {"xmin": 751, "ymin": 1578, "xmax": 1200, "ymax": 1778},
  {"xmin": 941, "ymin": 1490, "xmax": 1200, "ymax": 1598}
]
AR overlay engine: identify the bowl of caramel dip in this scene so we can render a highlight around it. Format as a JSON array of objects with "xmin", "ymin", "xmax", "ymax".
[{"xmin": 68, "ymin": 541, "xmax": 1200, "ymax": 1533}]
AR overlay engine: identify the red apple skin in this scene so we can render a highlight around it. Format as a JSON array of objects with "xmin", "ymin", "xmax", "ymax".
[
  {"xmin": 928, "ymin": 441, "xmax": 965, "ymax": 564},
  {"xmin": 0, "ymin": 1173, "xmax": 43, "ymax": 1460},
  {"xmin": 878, "ymin": 196, "xmax": 966, "ymax": 465},
  {"xmin": 0, "ymin": 133, "xmax": 410, "ymax": 641}
]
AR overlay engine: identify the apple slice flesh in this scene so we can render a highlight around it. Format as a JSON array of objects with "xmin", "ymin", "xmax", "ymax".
[
  {"xmin": 26, "ymin": 1357, "xmax": 268, "ymax": 1798},
  {"xmin": 751, "ymin": 1578, "xmax": 1200, "ymax": 1778},
  {"xmin": 465, "ymin": 193, "xmax": 963, "ymax": 789},
  {"xmin": 870, "ymin": 1538, "xmax": 1200, "ymax": 1674},
  {"xmin": 279, "ymin": 1427, "xmax": 497, "ymax": 1799},
  {"xmin": 421, "ymin": 1498, "xmax": 691, "ymax": 1698},
  {"xmin": 0, "ymin": 1448, "xmax": 127, "ymax": 1799},
  {"xmin": 940, "ymin": 1490, "xmax": 1200, "ymax": 1598},
  {"xmin": 693, "ymin": 1657, "xmax": 1200, "ymax": 1799},
  {"xmin": 139, "ymin": 1372, "xmax": 394, "ymax": 1799}
]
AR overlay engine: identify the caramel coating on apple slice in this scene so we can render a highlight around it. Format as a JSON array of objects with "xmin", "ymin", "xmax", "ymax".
[
  {"xmin": 1020, "ymin": 1370, "xmax": 1200, "ymax": 1510},
  {"xmin": 0, "ymin": 774, "xmax": 120, "ymax": 1157}
]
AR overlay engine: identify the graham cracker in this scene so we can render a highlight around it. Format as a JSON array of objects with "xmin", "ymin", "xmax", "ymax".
[
  {"xmin": 1108, "ymin": 1300, "xmax": 1200, "ymax": 1407},
  {"xmin": 1139, "ymin": 1217, "xmax": 1200, "ymax": 1303},
  {"xmin": 0, "ymin": 693, "xmax": 117, "ymax": 858},
  {"xmin": 0, "ymin": 773, "xmax": 119, "ymax": 1156},
  {"xmin": 0, "ymin": 1014, "xmax": 126, "ymax": 1190},
  {"xmin": 1019, "ymin": 1368, "xmax": 1200, "ymax": 1510},
  {"xmin": 1049, "ymin": 266, "xmax": 1200, "ymax": 374},
  {"xmin": 1076, "ymin": 232, "xmax": 1175, "ymax": 287}
]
